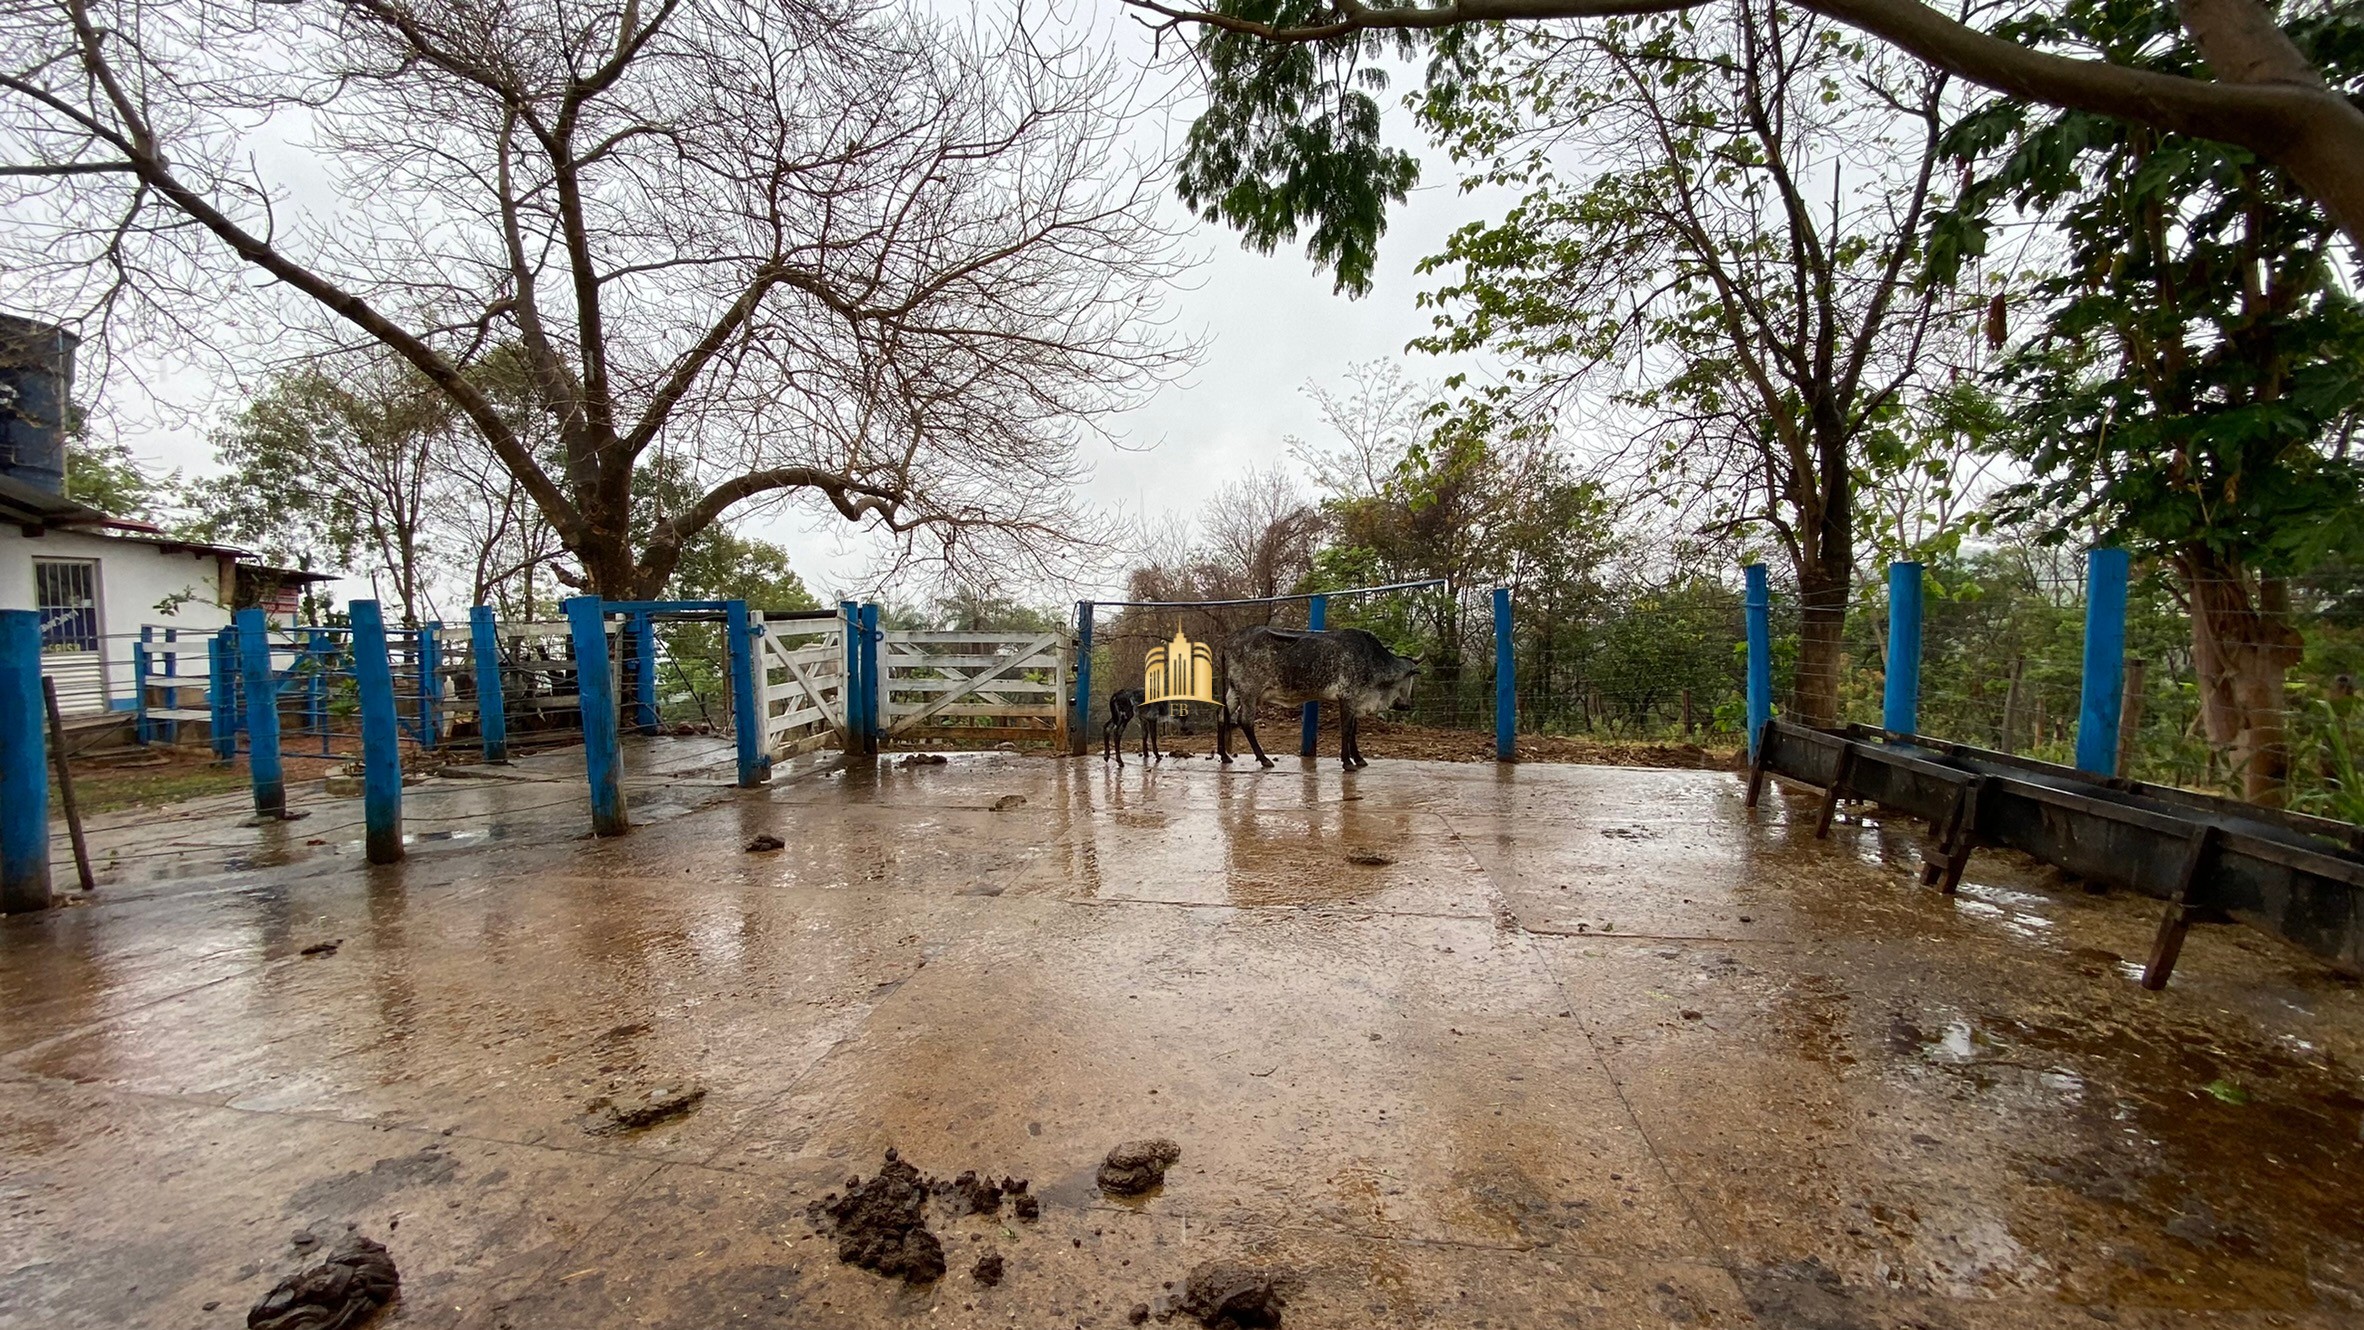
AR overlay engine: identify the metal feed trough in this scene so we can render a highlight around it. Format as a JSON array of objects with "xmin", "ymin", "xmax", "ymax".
[{"xmin": 1747, "ymin": 719, "xmax": 2364, "ymax": 989}]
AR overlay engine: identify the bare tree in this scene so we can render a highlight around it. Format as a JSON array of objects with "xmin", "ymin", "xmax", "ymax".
[
  {"xmin": 1199, "ymin": 466, "xmax": 1322, "ymax": 602},
  {"xmin": 2, "ymin": 0, "xmax": 1192, "ymax": 597}
]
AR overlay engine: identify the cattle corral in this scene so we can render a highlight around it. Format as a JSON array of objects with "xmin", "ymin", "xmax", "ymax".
[{"xmin": 4, "ymin": 743, "xmax": 2364, "ymax": 1328}]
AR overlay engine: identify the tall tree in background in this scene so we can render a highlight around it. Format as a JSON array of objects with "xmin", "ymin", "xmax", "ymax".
[
  {"xmin": 190, "ymin": 360, "xmax": 449, "ymax": 624},
  {"xmin": 1936, "ymin": 0, "xmax": 2364, "ymax": 804},
  {"xmin": 1410, "ymin": 3, "xmax": 1968, "ymax": 726},
  {"xmin": 1135, "ymin": 0, "xmax": 2364, "ymax": 267},
  {"xmin": 2, "ymin": 0, "xmax": 1189, "ymax": 597}
]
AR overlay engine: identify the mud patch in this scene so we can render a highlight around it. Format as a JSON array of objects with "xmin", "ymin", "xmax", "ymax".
[
  {"xmin": 971, "ymin": 1253, "xmax": 1004, "ymax": 1287},
  {"xmin": 745, "ymin": 834, "xmax": 785, "ymax": 852},
  {"xmin": 1178, "ymin": 1261, "xmax": 1285, "ymax": 1328},
  {"xmin": 1730, "ymin": 1258, "xmax": 1874, "ymax": 1330},
  {"xmin": 284, "ymin": 1148, "xmax": 457, "ymax": 1216},
  {"xmin": 990, "ymin": 794, "xmax": 1027, "ymax": 811},
  {"xmin": 1343, "ymin": 848, "xmax": 1394, "ymax": 867},
  {"xmin": 248, "ymin": 1233, "xmax": 400, "ymax": 1330},
  {"xmin": 584, "ymin": 1084, "xmax": 706, "ymax": 1134},
  {"xmin": 1098, "ymin": 1138, "xmax": 1181, "ymax": 1195}
]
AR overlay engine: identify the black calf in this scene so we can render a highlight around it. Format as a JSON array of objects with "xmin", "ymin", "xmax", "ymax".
[{"xmin": 1102, "ymin": 688, "xmax": 1167, "ymax": 766}]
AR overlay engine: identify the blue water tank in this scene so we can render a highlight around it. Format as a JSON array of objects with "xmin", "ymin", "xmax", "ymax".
[{"xmin": 0, "ymin": 314, "xmax": 80, "ymax": 496}]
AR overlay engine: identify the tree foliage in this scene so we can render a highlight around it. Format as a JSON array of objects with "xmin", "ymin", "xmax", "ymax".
[{"xmin": 1936, "ymin": 0, "xmax": 2364, "ymax": 801}]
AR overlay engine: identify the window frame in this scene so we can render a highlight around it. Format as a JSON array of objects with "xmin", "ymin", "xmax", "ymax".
[{"xmin": 34, "ymin": 557, "xmax": 102, "ymax": 655}]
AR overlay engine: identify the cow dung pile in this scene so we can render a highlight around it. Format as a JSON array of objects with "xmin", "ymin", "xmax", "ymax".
[
  {"xmin": 1177, "ymin": 1261, "xmax": 1286, "ymax": 1329},
  {"xmin": 246, "ymin": 1234, "xmax": 400, "ymax": 1330},
  {"xmin": 1097, "ymin": 1138, "xmax": 1182, "ymax": 1196},
  {"xmin": 808, "ymin": 1149, "xmax": 1039, "ymax": 1287}
]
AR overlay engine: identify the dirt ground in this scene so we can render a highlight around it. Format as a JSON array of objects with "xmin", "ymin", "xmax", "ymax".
[
  {"xmin": 5, "ymin": 739, "xmax": 2363, "ymax": 1328},
  {"xmin": 1132, "ymin": 713, "xmax": 1740, "ymax": 769}
]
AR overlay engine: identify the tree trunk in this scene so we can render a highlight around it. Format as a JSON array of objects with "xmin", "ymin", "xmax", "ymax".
[
  {"xmin": 1791, "ymin": 566, "xmax": 1850, "ymax": 728},
  {"xmin": 2182, "ymin": 551, "xmax": 2306, "ymax": 805}
]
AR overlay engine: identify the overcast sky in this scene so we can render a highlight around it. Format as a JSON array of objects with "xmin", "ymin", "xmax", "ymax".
[{"xmin": 89, "ymin": 4, "xmax": 1512, "ymax": 610}]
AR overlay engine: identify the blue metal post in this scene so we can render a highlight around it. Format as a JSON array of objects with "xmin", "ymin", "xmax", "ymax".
[
  {"xmin": 629, "ymin": 611, "xmax": 659, "ymax": 734},
  {"xmin": 2076, "ymin": 547, "xmax": 2132, "ymax": 776},
  {"xmin": 1299, "ymin": 594, "xmax": 1327, "ymax": 757},
  {"xmin": 134, "ymin": 626, "xmax": 153, "ymax": 744},
  {"xmin": 727, "ymin": 600, "xmax": 767, "ymax": 786},
  {"xmin": 0, "ymin": 610, "xmax": 51, "ymax": 913},
  {"xmin": 839, "ymin": 601, "xmax": 863, "ymax": 747},
  {"xmin": 470, "ymin": 606, "xmax": 508, "ymax": 763},
  {"xmin": 418, "ymin": 622, "xmax": 443, "ymax": 750},
  {"xmin": 134, "ymin": 628, "xmax": 154, "ymax": 746},
  {"xmin": 161, "ymin": 628, "xmax": 180, "ymax": 745},
  {"xmin": 207, "ymin": 634, "xmax": 234, "ymax": 760},
  {"xmin": 349, "ymin": 600, "xmax": 404, "ymax": 863},
  {"xmin": 1745, "ymin": 564, "xmax": 1774, "ymax": 762},
  {"xmin": 237, "ymin": 608, "xmax": 285, "ymax": 818},
  {"xmin": 306, "ymin": 629, "xmax": 330, "ymax": 756},
  {"xmin": 565, "ymin": 596, "xmax": 628, "ymax": 836},
  {"xmin": 859, "ymin": 603, "xmax": 882, "ymax": 754},
  {"xmin": 1883, "ymin": 561, "xmax": 1924, "ymax": 738},
  {"xmin": 1074, "ymin": 600, "xmax": 1094, "ymax": 758},
  {"xmin": 1494, "ymin": 586, "xmax": 1516, "ymax": 761}
]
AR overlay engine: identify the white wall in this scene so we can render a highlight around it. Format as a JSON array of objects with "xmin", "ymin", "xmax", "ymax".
[{"xmin": 0, "ymin": 527, "xmax": 234, "ymax": 714}]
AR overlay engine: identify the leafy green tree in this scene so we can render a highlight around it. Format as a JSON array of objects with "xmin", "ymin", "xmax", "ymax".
[
  {"xmin": 1142, "ymin": 0, "xmax": 2364, "ymax": 259},
  {"xmin": 64, "ymin": 438, "xmax": 168, "ymax": 521},
  {"xmin": 187, "ymin": 360, "xmax": 449, "ymax": 624},
  {"xmin": 1936, "ymin": 0, "xmax": 2364, "ymax": 804},
  {"xmin": 1406, "ymin": 5, "xmax": 1970, "ymax": 727}
]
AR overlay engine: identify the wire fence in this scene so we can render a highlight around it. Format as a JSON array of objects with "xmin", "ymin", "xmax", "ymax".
[
  {"xmin": 1759, "ymin": 555, "xmax": 2364, "ymax": 819},
  {"xmin": 1085, "ymin": 577, "xmax": 1750, "ymax": 747}
]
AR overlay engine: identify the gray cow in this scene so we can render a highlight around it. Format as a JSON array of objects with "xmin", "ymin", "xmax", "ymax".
[{"xmin": 1218, "ymin": 626, "xmax": 1420, "ymax": 769}]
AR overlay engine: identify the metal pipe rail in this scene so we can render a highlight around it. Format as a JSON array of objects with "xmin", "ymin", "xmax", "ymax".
[{"xmin": 1746, "ymin": 718, "xmax": 2364, "ymax": 988}]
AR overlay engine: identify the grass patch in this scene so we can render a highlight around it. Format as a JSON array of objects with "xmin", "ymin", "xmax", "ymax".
[{"xmin": 50, "ymin": 765, "xmax": 250, "ymax": 816}]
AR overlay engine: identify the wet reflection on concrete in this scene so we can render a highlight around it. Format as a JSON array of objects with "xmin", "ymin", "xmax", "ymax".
[{"xmin": 3, "ymin": 748, "xmax": 2362, "ymax": 1327}]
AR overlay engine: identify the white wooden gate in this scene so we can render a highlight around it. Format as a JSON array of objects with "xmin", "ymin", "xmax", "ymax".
[
  {"xmin": 754, "ymin": 613, "xmax": 845, "ymax": 758},
  {"xmin": 879, "ymin": 629, "xmax": 1070, "ymax": 747}
]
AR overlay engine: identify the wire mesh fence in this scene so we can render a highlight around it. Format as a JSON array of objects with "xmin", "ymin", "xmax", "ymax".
[{"xmin": 1757, "ymin": 554, "xmax": 2364, "ymax": 819}]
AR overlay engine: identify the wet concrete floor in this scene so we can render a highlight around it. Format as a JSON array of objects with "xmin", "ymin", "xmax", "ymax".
[{"xmin": 5, "ymin": 745, "xmax": 2363, "ymax": 1328}]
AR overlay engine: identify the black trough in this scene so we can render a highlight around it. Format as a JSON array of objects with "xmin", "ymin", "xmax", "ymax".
[{"xmin": 1746, "ymin": 719, "xmax": 2364, "ymax": 988}]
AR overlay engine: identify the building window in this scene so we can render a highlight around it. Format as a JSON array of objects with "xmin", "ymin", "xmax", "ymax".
[{"xmin": 35, "ymin": 558, "xmax": 99, "ymax": 653}]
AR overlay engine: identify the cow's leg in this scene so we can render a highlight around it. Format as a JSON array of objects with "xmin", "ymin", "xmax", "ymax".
[
  {"xmin": 1338, "ymin": 702, "xmax": 1357, "ymax": 769},
  {"xmin": 1241, "ymin": 717, "xmax": 1275, "ymax": 768},
  {"xmin": 1217, "ymin": 706, "xmax": 1233, "ymax": 764},
  {"xmin": 1143, "ymin": 709, "xmax": 1158, "ymax": 763}
]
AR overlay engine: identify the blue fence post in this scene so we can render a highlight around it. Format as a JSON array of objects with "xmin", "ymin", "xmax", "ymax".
[
  {"xmin": 727, "ymin": 599, "xmax": 767, "ymax": 786},
  {"xmin": 134, "ymin": 626, "xmax": 153, "ymax": 744},
  {"xmin": 1299, "ymin": 593, "xmax": 1327, "ymax": 757},
  {"xmin": 1745, "ymin": 564, "xmax": 1773, "ymax": 762},
  {"xmin": 839, "ymin": 601, "xmax": 862, "ymax": 748},
  {"xmin": 1493, "ymin": 586, "xmax": 1516, "ymax": 762},
  {"xmin": 470, "ymin": 606, "xmax": 508, "ymax": 763},
  {"xmin": 161, "ymin": 628, "xmax": 180, "ymax": 745},
  {"xmin": 1883, "ymin": 561, "xmax": 1924, "ymax": 738},
  {"xmin": 859, "ymin": 603, "xmax": 881, "ymax": 754},
  {"xmin": 207, "ymin": 634, "xmax": 233, "ymax": 760},
  {"xmin": 565, "ymin": 596, "xmax": 629, "ymax": 836},
  {"xmin": 2076, "ymin": 547, "xmax": 2132, "ymax": 776},
  {"xmin": 418, "ymin": 622, "xmax": 443, "ymax": 750},
  {"xmin": 1074, "ymin": 600, "xmax": 1095, "ymax": 758},
  {"xmin": 237, "ymin": 607, "xmax": 286, "ymax": 818},
  {"xmin": 349, "ymin": 599, "xmax": 405, "ymax": 864},
  {"xmin": 0, "ymin": 610, "xmax": 51, "ymax": 913},
  {"xmin": 630, "ymin": 611, "xmax": 659, "ymax": 734},
  {"xmin": 306, "ymin": 629, "xmax": 331, "ymax": 757}
]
